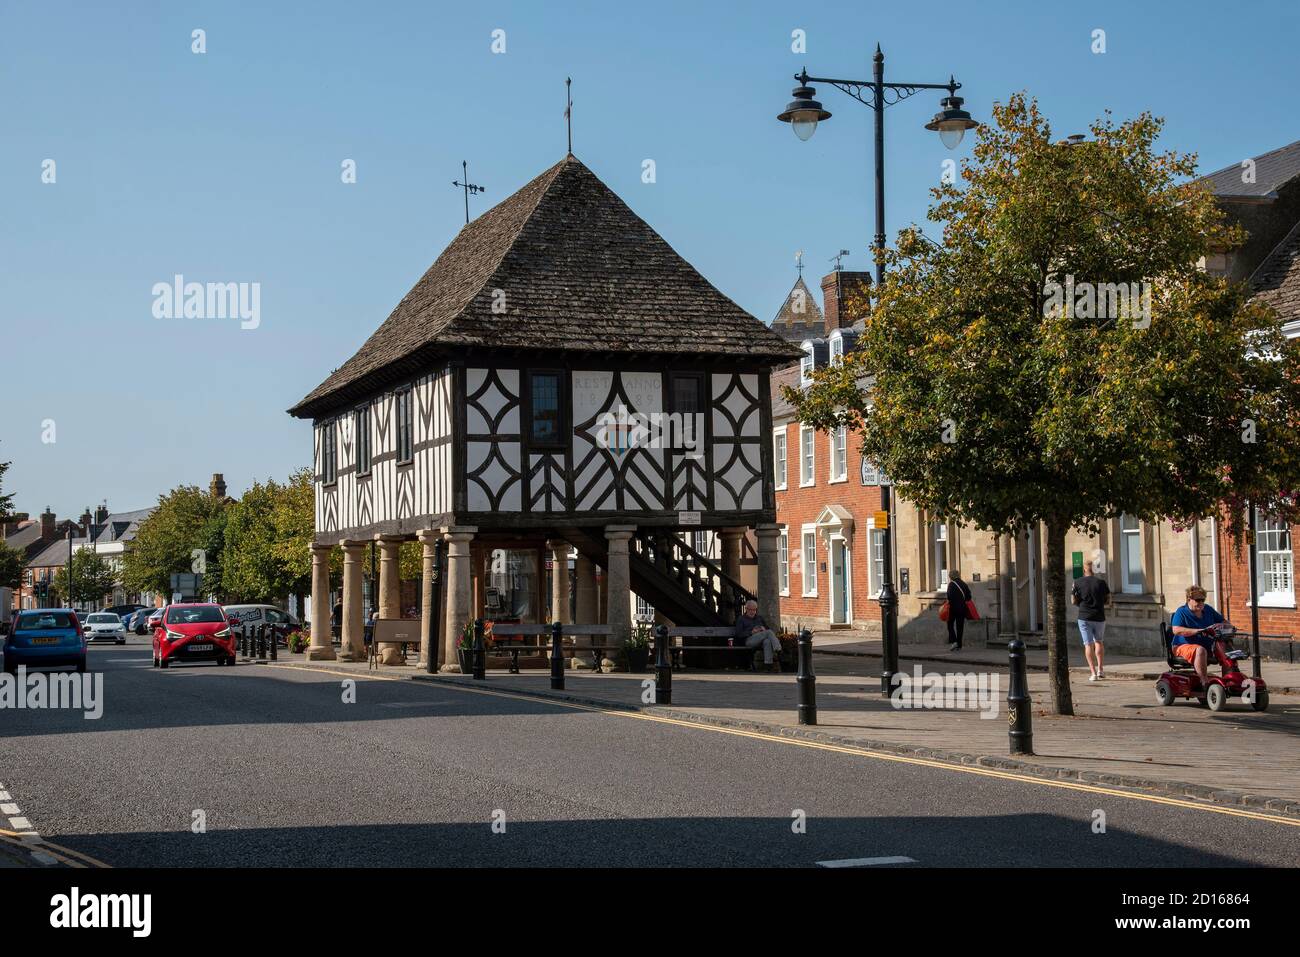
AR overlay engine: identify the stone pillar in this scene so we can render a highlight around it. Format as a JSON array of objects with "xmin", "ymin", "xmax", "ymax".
[
  {"xmin": 307, "ymin": 543, "xmax": 336, "ymax": 661},
  {"xmin": 574, "ymin": 553, "xmax": 598, "ymax": 624},
  {"xmin": 440, "ymin": 526, "xmax": 477, "ymax": 672},
  {"xmin": 339, "ymin": 540, "xmax": 367, "ymax": 661},
  {"xmin": 604, "ymin": 526, "xmax": 635, "ymax": 651},
  {"xmin": 417, "ymin": 528, "xmax": 440, "ymax": 669},
  {"xmin": 549, "ymin": 540, "xmax": 571, "ymax": 624},
  {"xmin": 998, "ymin": 534, "xmax": 1015, "ymax": 638},
  {"xmin": 755, "ymin": 523, "xmax": 782, "ymax": 634},
  {"xmin": 376, "ymin": 535, "xmax": 404, "ymax": 665},
  {"xmin": 720, "ymin": 527, "xmax": 745, "ymax": 581}
]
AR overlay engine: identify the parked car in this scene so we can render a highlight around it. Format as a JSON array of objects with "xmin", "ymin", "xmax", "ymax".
[
  {"xmin": 145, "ymin": 607, "xmax": 166, "ymax": 633},
  {"xmin": 3, "ymin": 608, "xmax": 87, "ymax": 674},
  {"xmin": 83, "ymin": 612, "xmax": 128, "ymax": 644},
  {"xmin": 124, "ymin": 608, "xmax": 148, "ymax": 634},
  {"xmin": 105, "ymin": 603, "xmax": 148, "ymax": 619},
  {"xmin": 222, "ymin": 604, "xmax": 302, "ymax": 646},
  {"xmin": 152, "ymin": 603, "xmax": 236, "ymax": 668}
]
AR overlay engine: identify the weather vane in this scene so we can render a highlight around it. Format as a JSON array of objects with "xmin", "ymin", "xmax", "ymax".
[
  {"xmin": 452, "ymin": 160, "xmax": 485, "ymax": 225},
  {"xmin": 564, "ymin": 77, "xmax": 573, "ymax": 155},
  {"xmin": 830, "ymin": 249, "xmax": 850, "ymax": 272},
  {"xmin": 795, "ymin": 249, "xmax": 804, "ymax": 277}
]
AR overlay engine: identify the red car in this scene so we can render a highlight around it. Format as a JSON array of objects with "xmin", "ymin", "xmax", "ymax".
[{"xmin": 152, "ymin": 603, "xmax": 237, "ymax": 668}]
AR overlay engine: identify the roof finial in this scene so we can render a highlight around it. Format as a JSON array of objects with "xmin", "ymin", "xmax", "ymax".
[
  {"xmin": 565, "ymin": 77, "xmax": 573, "ymax": 156},
  {"xmin": 795, "ymin": 249, "xmax": 804, "ymax": 277}
]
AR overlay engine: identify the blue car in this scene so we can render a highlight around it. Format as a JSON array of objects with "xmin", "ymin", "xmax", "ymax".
[{"xmin": 3, "ymin": 608, "xmax": 87, "ymax": 674}]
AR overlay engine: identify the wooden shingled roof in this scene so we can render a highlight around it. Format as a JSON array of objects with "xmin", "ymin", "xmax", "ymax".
[{"xmin": 290, "ymin": 154, "xmax": 801, "ymax": 418}]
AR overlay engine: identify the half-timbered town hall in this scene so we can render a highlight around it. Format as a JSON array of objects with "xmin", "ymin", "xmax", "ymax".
[{"xmin": 290, "ymin": 154, "xmax": 801, "ymax": 668}]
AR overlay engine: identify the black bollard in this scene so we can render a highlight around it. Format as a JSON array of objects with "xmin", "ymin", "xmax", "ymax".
[
  {"xmin": 257, "ymin": 624, "xmax": 266, "ymax": 661},
  {"xmin": 550, "ymin": 621, "xmax": 565, "ymax": 690},
  {"xmin": 472, "ymin": 618, "xmax": 486, "ymax": 680},
  {"xmin": 1007, "ymin": 639, "xmax": 1033, "ymax": 755},
  {"xmin": 425, "ymin": 540, "xmax": 443, "ymax": 675},
  {"xmin": 796, "ymin": 629, "xmax": 817, "ymax": 725},
  {"xmin": 654, "ymin": 624, "xmax": 672, "ymax": 705},
  {"xmin": 269, "ymin": 624, "xmax": 278, "ymax": 661}
]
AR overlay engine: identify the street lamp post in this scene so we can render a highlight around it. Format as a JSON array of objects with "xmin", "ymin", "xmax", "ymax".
[{"xmin": 778, "ymin": 44, "xmax": 977, "ymax": 697}]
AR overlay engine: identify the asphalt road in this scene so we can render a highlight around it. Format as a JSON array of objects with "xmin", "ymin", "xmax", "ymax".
[{"xmin": 1, "ymin": 639, "xmax": 1298, "ymax": 867}]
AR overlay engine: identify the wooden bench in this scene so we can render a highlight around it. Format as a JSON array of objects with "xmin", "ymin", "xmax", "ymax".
[
  {"xmin": 485, "ymin": 624, "xmax": 619, "ymax": 674},
  {"xmin": 368, "ymin": 619, "xmax": 421, "ymax": 670},
  {"xmin": 663, "ymin": 626, "xmax": 764, "ymax": 670}
]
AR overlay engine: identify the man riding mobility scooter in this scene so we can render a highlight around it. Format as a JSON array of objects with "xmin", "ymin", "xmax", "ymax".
[{"xmin": 1156, "ymin": 619, "xmax": 1268, "ymax": 712}]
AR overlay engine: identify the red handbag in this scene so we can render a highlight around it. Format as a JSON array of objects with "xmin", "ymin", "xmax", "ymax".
[
  {"xmin": 965, "ymin": 600, "xmax": 980, "ymax": 620},
  {"xmin": 939, "ymin": 602, "xmax": 950, "ymax": 622}
]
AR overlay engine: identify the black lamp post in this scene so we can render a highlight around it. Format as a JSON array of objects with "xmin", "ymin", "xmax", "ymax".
[{"xmin": 778, "ymin": 45, "xmax": 978, "ymax": 697}]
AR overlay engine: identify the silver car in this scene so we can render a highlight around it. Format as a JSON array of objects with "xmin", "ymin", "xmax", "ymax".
[{"xmin": 84, "ymin": 612, "xmax": 128, "ymax": 644}]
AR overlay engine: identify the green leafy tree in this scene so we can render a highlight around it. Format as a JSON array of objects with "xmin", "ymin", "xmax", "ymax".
[
  {"xmin": 222, "ymin": 479, "xmax": 283, "ymax": 602},
  {"xmin": 0, "ymin": 454, "xmax": 14, "ymax": 521},
  {"xmin": 53, "ymin": 550, "xmax": 118, "ymax": 605},
  {"xmin": 0, "ymin": 541, "xmax": 25, "ymax": 590},
  {"xmin": 122, "ymin": 485, "xmax": 229, "ymax": 599},
  {"xmin": 791, "ymin": 94, "xmax": 1300, "ymax": 715},
  {"xmin": 268, "ymin": 467, "xmax": 332, "ymax": 592}
]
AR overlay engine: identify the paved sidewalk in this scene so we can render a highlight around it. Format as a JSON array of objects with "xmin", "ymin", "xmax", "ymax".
[
  {"xmin": 812, "ymin": 632, "xmax": 1300, "ymax": 692},
  {"xmin": 271, "ymin": 647, "xmax": 1300, "ymax": 818}
]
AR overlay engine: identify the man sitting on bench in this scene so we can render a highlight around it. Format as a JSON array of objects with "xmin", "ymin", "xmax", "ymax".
[{"xmin": 735, "ymin": 599, "xmax": 782, "ymax": 672}]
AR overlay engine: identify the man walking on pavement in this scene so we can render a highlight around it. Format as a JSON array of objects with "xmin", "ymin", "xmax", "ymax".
[{"xmin": 1071, "ymin": 559, "xmax": 1111, "ymax": 681}]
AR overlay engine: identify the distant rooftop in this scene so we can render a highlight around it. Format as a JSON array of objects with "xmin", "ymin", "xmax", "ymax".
[{"xmin": 1198, "ymin": 139, "xmax": 1300, "ymax": 200}]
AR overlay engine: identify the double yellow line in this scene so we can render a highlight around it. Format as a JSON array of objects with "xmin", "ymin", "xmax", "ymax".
[
  {"xmin": 0, "ymin": 829, "xmax": 110, "ymax": 868},
  {"xmin": 278, "ymin": 661, "xmax": 1300, "ymax": 828}
]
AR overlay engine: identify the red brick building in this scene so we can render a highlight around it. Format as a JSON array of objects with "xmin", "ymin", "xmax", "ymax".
[{"xmin": 771, "ymin": 269, "xmax": 888, "ymax": 631}]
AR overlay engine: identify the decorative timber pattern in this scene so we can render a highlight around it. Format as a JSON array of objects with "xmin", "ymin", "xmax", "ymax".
[
  {"xmin": 710, "ymin": 373, "xmax": 764, "ymax": 511},
  {"xmin": 314, "ymin": 367, "xmax": 454, "ymax": 537},
  {"xmin": 572, "ymin": 371, "xmax": 667, "ymax": 512},
  {"xmin": 465, "ymin": 368, "xmax": 522, "ymax": 512}
]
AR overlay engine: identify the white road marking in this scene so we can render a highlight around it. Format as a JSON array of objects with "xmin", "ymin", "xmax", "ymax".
[
  {"xmin": 816, "ymin": 856, "xmax": 917, "ymax": 868},
  {"xmin": 9, "ymin": 817, "xmax": 31, "ymax": 830},
  {"xmin": 0, "ymin": 791, "xmax": 10, "ymax": 801},
  {"xmin": 0, "ymin": 803, "xmax": 19, "ymax": 815}
]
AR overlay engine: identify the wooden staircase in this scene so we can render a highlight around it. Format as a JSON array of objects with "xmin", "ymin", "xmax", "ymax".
[{"xmin": 562, "ymin": 528, "xmax": 756, "ymax": 627}]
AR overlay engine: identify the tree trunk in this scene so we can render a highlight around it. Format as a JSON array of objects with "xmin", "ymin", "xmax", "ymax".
[{"xmin": 1043, "ymin": 515, "xmax": 1074, "ymax": 716}]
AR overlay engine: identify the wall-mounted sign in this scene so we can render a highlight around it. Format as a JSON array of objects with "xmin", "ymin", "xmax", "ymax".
[
  {"xmin": 1071, "ymin": 551, "xmax": 1084, "ymax": 579},
  {"xmin": 678, "ymin": 511, "xmax": 701, "ymax": 526},
  {"xmin": 899, "ymin": 568, "xmax": 910, "ymax": 594},
  {"xmin": 873, "ymin": 510, "xmax": 889, "ymax": 528}
]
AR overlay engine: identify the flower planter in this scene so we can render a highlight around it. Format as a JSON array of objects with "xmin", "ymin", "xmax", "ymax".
[
  {"xmin": 457, "ymin": 648, "xmax": 476, "ymax": 673},
  {"xmin": 626, "ymin": 647, "xmax": 649, "ymax": 673}
]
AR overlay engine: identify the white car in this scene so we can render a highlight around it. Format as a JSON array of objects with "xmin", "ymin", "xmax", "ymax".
[{"xmin": 84, "ymin": 612, "xmax": 128, "ymax": 644}]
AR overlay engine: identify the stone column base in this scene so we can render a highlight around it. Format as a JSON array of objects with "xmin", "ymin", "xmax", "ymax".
[
  {"xmin": 379, "ymin": 646, "xmax": 404, "ymax": 666},
  {"xmin": 305, "ymin": 645, "xmax": 337, "ymax": 662},
  {"xmin": 439, "ymin": 662, "xmax": 463, "ymax": 674}
]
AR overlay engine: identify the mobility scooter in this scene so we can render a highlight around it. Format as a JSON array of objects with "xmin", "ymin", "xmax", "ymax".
[{"xmin": 1155, "ymin": 621, "xmax": 1268, "ymax": 712}]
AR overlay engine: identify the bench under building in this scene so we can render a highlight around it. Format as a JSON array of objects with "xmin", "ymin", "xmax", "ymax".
[{"xmin": 288, "ymin": 154, "xmax": 800, "ymax": 668}]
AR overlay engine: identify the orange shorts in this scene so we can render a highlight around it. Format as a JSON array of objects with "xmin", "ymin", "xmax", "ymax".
[{"xmin": 1174, "ymin": 643, "xmax": 1202, "ymax": 663}]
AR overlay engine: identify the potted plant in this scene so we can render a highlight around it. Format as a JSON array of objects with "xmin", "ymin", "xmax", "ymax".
[
  {"xmin": 778, "ymin": 630, "xmax": 799, "ymax": 672},
  {"xmin": 625, "ymin": 624, "xmax": 652, "ymax": 673},
  {"xmin": 456, "ymin": 620, "xmax": 494, "ymax": 673},
  {"xmin": 289, "ymin": 631, "xmax": 308, "ymax": 654}
]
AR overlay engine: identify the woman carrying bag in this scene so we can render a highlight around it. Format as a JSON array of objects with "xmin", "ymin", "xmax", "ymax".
[{"xmin": 943, "ymin": 572, "xmax": 977, "ymax": 651}]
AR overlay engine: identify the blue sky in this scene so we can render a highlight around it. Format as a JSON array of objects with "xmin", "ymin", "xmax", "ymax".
[{"xmin": 2, "ymin": 0, "xmax": 1296, "ymax": 519}]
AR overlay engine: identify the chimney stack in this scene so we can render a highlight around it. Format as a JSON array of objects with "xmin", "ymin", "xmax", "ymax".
[
  {"xmin": 820, "ymin": 270, "xmax": 872, "ymax": 333},
  {"xmin": 39, "ymin": 507, "xmax": 55, "ymax": 539},
  {"xmin": 79, "ymin": 507, "xmax": 93, "ymax": 536},
  {"xmin": 210, "ymin": 473, "xmax": 227, "ymax": 499},
  {"xmin": 94, "ymin": 503, "xmax": 109, "ymax": 528}
]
